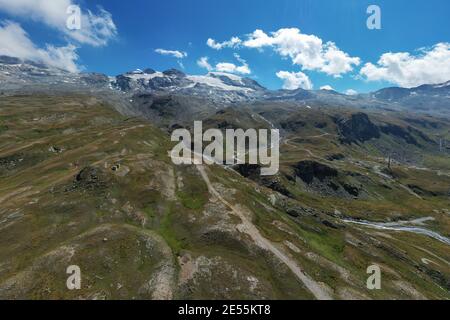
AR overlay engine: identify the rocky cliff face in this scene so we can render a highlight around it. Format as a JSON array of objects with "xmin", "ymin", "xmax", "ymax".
[{"xmin": 335, "ymin": 113, "xmax": 381, "ymax": 144}]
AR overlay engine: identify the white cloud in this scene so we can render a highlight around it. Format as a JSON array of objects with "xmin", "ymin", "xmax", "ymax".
[
  {"xmin": 155, "ymin": 48, "xmax": 187, "ymax": 59},
  {"xmin": 0, "ymin": 0, "xmax": 117, "ymax": 47},
  {"xmin": 198, "ymin": 54, "xmax": 251, "ymax": 75},
  {"xmin": 0, "ymin": 21, "xmax": 79, "ymax": 72},
  {"xmin": 345, "ymin": 89, "xmax": 358, "ymax": 96},
  {"xmin": 276, "ymin": 70, "xmax": 313, "ymax": 90},
  {"xmin": 207, "ymin": 36, "xmax": 241, "ymax": 50},
  {"xmin": 197, "ymin": 56, "xmax": 213, "ymax": 71},
  {"xmin": 360, "ymin": 43, "xmax": 450, "ymax": 87},
  {"xmin": 217, "ymin": 53, "xmax": 251, "ymax": 74},
  {"xmin": 320, "ymin": 85, "xmax": 334, "ymax": 91},
  {"xmin": 241, "ymin": 28, "xmax": 360, "ymax": 77},
  {"xmin": 243, "ymin": 29, "xmax": 274, "ymax": 48},
  {"xmin": 215, "ymin": 62, "xmax": 250, "ymax": 75}
]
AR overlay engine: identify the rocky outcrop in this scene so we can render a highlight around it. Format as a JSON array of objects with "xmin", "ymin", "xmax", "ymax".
[
  {"xmin": 336, "ymin": 113, "xmax": 380, "ymax": 144},
  {"xmin": 291, "ymin": 161, "xmax": 365, "ymax": 199},
  {"xmin": 0, "ymin": 153, "xmax": 24, "ymax": 171},
  {"xmin": 65, "ymin": 166, "xmax": 109, "ymax": 193},
  {"xmin": 162, "ymin": 68, "xmax": 186, "ymax": 78},
  {"xmin": 235, "ymin": 164, "xmax": 293, "ymax": 197},
  {"xmin": 113, "ymin": 75, "xmax": 132, "ymax": 91},
  {"xmin": 379, "ymin": 124, "xmax": 418, "ymax": 145},
  {"xmin": 294, "ymin": 161, "xmax": 338, "ymax": 184},
  {"xmin": 80, "ymin": 73, "xmax": 110, "ymax": 86}
]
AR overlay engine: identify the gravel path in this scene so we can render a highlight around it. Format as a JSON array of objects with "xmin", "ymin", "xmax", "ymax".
[{"xmin": 195, "ymin": 163, "xmax": 333, "ymax": 300}]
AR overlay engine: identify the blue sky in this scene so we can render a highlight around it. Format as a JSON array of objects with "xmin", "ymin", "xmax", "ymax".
[{"xmin": 0, "ymin": 0, "xmax": 449, "ymax": 93}]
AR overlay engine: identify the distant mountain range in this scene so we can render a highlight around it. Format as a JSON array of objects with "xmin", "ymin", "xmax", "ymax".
[
  {"xmin": 370, "ymin": 81, "xmax": 450, "ymax": 115},
  {"xmin": 1, "ymin": 55, "xmax": 449, "ymax": 116}
]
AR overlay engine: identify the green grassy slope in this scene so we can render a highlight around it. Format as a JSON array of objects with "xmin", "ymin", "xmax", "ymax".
[{"xmin": 0, "ymin": 95, "xmax": 448, "ymax": 300}]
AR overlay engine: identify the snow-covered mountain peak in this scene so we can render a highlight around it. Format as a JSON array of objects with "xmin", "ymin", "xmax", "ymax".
[{"xmin": 110, "ymin": 67, "xmax": 266, "ymax": 102}]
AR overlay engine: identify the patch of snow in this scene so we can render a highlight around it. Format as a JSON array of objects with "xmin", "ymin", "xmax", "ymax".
[
  {"xmin": 126, "ymin": 72, "xmax": 164, "ymax": 81},
  {"xmin": 209, "ymin": 72, "xmax": 243, "ymax": 83},
  {"xmin": 187, "ymin": 75, "xmax": 253, "ymax": 92}
]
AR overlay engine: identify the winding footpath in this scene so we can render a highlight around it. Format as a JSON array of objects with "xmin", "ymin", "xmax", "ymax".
[{"xmin": 195, "ymin": 162, "xmax": 333, "ymax": 300}]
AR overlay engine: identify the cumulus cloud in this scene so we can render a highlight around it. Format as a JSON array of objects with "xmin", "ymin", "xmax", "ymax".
[
  {"xmin": 155, "ymin": 48, "xmax": 187, "ymax": 59},
  {"xmin": 235, "ymin": 28, "xmax": 360, "ymax": 77},
  {"xmin": 345, "ymin": 89, "xmax": 358, "ymax": 96},
  {"xmin": 0, "ymin": 21, "xmax": 79, "ymax": 72},
  {"xmin": 276, "ymin": 70, "xmax": 313, "ymax": 90},
  {"xmin": 320, "ymin": 85, "xmax": 334, "ymax": 91},
  {"xmin": 198, "ymin": 54, "xmax": 251, "ymax": 75},
  {"xmin": 360, "ymin": 43, "xmax": 450, "ymax": 87},
  {"xmin": 207, "ymin": 36, "xmax": 241, "ymax": 50},
  {"xmin": 0, "ymin": 0, "xmax": 117, "ymax": 47},
  {"xmin": 215, "ymin": 62, "xmax": 250, "ymax": 75},
  {"xmin": 243, "ymin": 29, "xmax": 274, "ymax": 48},
  {"xmin": 215, "ymin": 53, "xmax": 251, "ymax": 74}
]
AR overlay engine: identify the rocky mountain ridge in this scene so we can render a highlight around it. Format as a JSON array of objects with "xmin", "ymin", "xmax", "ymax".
[{"xmin": 1, "ymin": 55, "xmax": 449, "ymax": 116}]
